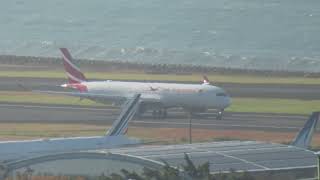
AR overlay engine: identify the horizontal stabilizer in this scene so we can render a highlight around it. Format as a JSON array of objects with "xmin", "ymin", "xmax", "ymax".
[
  {"xmin": 292, "ymin": 112, "xmax": 319, "ymax": 149},
  {"xmin": 33, "ymin": 90, "xmax": 127, "ymax": 102}
]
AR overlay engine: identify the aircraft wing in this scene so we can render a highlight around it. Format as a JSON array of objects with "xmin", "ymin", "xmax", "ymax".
[
  {"xmin": 140, "ymin": 93, "xmax": 161, "ymax": 102},
  {"xmin": 33, "ymin": 90, "xmax": 127, "ymax": 102},
  {"xmin": 33, "ymin": 90, "xmax": 162, "ymax": 104}
]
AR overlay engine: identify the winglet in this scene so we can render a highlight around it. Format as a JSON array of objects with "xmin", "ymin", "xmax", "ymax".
[
  {"xmin": 107, "ymin": 94, "xmax": 141, "ymax": 136},
  {"xmin": 292, "ymin": 112, "xmax": 319, "ymax": 149},
  {"xmin": 202, "ymin": 75, "xmax": 210, "ymax": 85},
  {"xmin": 59, "ymin": 48, "xmax": 87, "ymax": 84}
]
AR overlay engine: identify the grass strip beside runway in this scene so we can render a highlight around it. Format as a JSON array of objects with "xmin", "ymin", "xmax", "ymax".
[
  {"xmin": 0, "ymin": 123, "xmax": 106, "ymax": 140},
  {"xmin": 0, "ymin": 91, "xmax": 319, "ymax": 115},
  {"xmin": 0, "ymin": 123, "xmax": 319, "ymax": 147},
  {"xmin": 229, "ymin": 98, "xmax": 320, "ymax": 115},
  {"xmin": 0, "ymin": 91, "xmax": 104, "ymax": 106},
  {"xmin": 0, "ymin": 70, "xmax": 320, "ymax": 85}
]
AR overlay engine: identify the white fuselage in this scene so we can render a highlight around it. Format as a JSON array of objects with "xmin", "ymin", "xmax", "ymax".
[
  {"xmin": 0, "ymin": 136, "xmax": 138, "ymax": 162},
  {"xmin": 82, "ymin": 81, "xmax": 231, "ymax": 110}
]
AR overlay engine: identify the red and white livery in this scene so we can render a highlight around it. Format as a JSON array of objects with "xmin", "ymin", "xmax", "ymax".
[{"xmin": 57, "ymin": 48, "xmax": 231, "ymax": 119}]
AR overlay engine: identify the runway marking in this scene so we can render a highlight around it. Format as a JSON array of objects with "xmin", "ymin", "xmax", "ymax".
[
  {"xmin": 214, "ymin": 146, "xmax": 289, "ymax": 154},
  {"xmin": 142, "ymin": 146, "xmax": 283, "ymax": 170},
  {"xmin": 214, "ymin": 151, "xmax": 270, "ymax": 170},
  {"xmin": 142, "ymin": 146, "xmax": 287, "ymax": 158},
  {"xmin": 132, "ymin": 120, "xmax": 300, "ymax": 130},
  {"xmin": 227, "ymin": 113, "xmax": 306, "ymax": 119}
]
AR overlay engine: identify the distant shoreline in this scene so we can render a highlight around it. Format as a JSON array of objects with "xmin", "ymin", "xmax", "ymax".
[{"xmin": 1, "ymin": 54, "xmax": 320, "ymax": 78}]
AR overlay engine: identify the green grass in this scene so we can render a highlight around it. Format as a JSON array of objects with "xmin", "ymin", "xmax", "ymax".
[
  {"xmin": 227, "ymin": 98, "xmax": 320, "ymax": 115},
  {"xmin": 1, "ymin": 70, "xmax": 320, "ymax": 85},
  {"xmin": 0, "ymin": 91, "xmax": 103, "ymax": 106},
  {"xmin": 0, "ymin": 130, "xmax": 103, "ymax": 138},
  {"xmin": 0, "ymin": 123, "xmax": 107, "ymax": 140},
  {"xmin": 0, "ymin": 91, "xmax": 319, "ymax": 115}
]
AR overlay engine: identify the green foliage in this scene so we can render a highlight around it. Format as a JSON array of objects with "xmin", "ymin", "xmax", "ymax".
[
  {"xmin": 215, "ymin": 170, "xmax": 256, "ymax": 180},
  {"xmin": 161, "ymin": 162, "xmax": 181, "ymax": 180},
  {"xmin": 98, "ymin": 153, "xmax": 256, "ymax": 180},
  {"xmin": 18, "ymin": 154, "xmax": 300, "ymax": 180},
  {"xmin": 182, "ymin": 153, "xmax": 198, "ymax": 177},
  {"xmin": 142, "ymin": 167, "xmax": 163, "ymax": 179},
  {"xmin": 227, "ymin": 97, "xmax": 320, "ymax": 115},
  {"xmin": 120, "ymin": 169, "xmax": 144, "ymax": 180}
]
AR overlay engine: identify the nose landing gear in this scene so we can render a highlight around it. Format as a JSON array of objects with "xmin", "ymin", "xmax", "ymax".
[{"xmin": 216, "ymin": 109, "xmax": 224, "ymax": 120}]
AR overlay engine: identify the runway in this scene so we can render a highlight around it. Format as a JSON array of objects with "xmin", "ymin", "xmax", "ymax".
[
  {"xmin": 0, "ymin": 103, "xmax": 311, "ymax": 132},
  {"xmin": 1, "ymin": 76, "xmax": 318, "ymax": 133},
  {"xmin": 2, "ymin": 77, "xmax": 320, "ymax": 99}
]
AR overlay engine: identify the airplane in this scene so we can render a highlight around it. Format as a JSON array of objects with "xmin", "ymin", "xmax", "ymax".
[
  {"xmin": 54, "ymin": 48, "xmax": 231, "ymax": 120},
  {"xmin": 0, "ymin": 94, "xmax": 141, "ymax": 162}
]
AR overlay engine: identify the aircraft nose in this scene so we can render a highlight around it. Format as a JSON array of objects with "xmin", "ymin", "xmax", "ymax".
[{"xmin": 224, "ymin": 96, "xmax": 232, "ymax": 108}]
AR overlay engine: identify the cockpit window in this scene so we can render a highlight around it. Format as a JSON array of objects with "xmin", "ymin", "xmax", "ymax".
[{"xmin": 216, "ymin": 92, "xmax": 227, "ymax": 97}]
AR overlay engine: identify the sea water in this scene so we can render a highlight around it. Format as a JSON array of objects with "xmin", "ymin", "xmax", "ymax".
[{"xmin": 0, "ymin": 0, "xmax": 320, "ymax": 72}]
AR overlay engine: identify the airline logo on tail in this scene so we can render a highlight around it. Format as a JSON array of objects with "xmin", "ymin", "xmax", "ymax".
[
  {"xmin": 292, "ymin": 112, "xmax": 319, "ymax": 149},
  {"xmin": 59, "ymin": 48, "xmax": 87, "ymax": 84}
]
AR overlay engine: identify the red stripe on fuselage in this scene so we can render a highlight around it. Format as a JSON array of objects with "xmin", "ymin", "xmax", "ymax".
[
  {"xmin": 68, "ymin": 78, "xmax": 80, "ymax": 84},
  {"xmin": 65, "ymin": 83, "xmax": 88, "ymax": 92}
]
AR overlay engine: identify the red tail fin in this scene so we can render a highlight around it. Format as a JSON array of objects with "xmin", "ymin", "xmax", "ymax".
[{"xmin": 59, "ymin": 48, "xmax": 87, "ymax": 84}]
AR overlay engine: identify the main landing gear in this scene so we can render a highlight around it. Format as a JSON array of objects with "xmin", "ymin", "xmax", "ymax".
[
  {"xmin": 152, "ymin": 109, "xmax": 167, "ymax": 119},
  {"xmin": 216, "ymin": 109, "xmax": 224, "ymax": 120}
]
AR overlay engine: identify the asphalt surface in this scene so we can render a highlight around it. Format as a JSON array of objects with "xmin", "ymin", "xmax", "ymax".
[
  {"xmin": 108, "ymin": 141, "xmax": 317, "ymax": 173},
  {"xmin": 0, "ymin": 103, "xmax": 313, "ymax": 132},
  {"xmin": 6, "ymin": 141, "xmax": 317, "ymax": 176},
  {"xmin": 3, "ymin": 77, "xmax": 320, "ymax": 99},
  {"xmin": 0, "ymin": 76, "xmax": 319, "ymax": 133}
]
